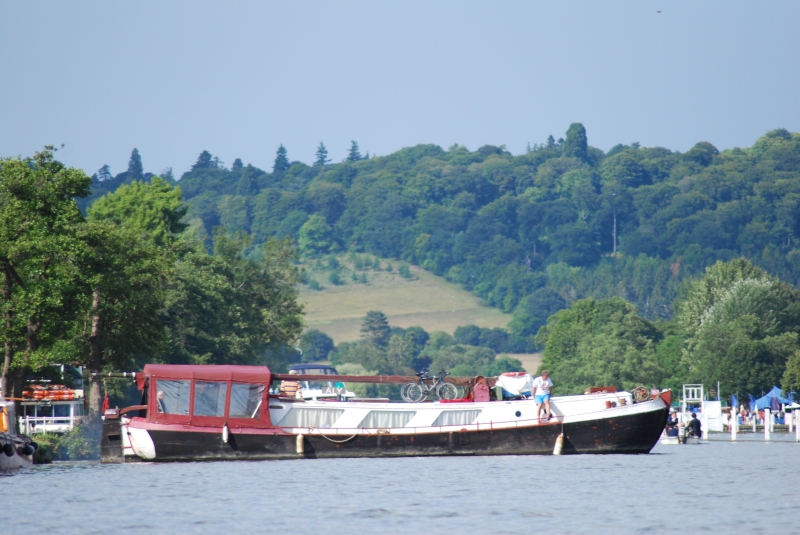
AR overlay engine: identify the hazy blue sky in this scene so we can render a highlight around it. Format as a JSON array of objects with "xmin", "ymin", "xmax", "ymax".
[{"xmin": 2, "ymin": 1, "xmax": 798, "ymax": 178}]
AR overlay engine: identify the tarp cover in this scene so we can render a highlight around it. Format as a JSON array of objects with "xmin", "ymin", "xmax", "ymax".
[
  {"xmin": 143, "ymin": 364, "xmax": 272, "ymax": 384},
  {"xmin": 495, "ymin": 373, "xmax": 533, "ymax": 395},
  {"xmin": 752, "ymin": 386, "xmax": 791, "ymax": 410}
]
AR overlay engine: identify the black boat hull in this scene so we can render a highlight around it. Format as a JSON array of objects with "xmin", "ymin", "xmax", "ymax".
[{"xmin": 112, "ymin": 404, "xmax": 668, "ymax": 462}]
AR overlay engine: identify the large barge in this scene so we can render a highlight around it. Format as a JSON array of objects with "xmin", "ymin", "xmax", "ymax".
[{"xmin": 101, "ymin": 364, "xmax": 670, "ymax": 463}]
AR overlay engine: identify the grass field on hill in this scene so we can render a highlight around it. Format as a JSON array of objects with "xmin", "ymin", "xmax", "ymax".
[{"xmin": 298, "ymin": 257, "xmax": 511, "ymax": 344}]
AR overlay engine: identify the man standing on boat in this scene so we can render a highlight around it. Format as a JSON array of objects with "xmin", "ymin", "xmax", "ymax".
[{"xmin": 532, "ymin": 371, "xmax": 553, "ymax": 421}]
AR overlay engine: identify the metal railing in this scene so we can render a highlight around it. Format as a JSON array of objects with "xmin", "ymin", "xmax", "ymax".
[{"xmin": 19, "ymin": 415, "xmax": 80, "ymax": 434}]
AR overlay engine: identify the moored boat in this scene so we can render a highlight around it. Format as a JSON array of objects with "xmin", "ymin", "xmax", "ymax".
[
  {"xmin": 1, "ymin": 399, "xmax": 38, "ymax": 472},
  {"xmin": 101, "ymin": 364, "xmax": 671, "ymax": 463}
]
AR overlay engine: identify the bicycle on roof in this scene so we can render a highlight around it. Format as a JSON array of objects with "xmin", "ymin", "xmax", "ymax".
[{"xmin": 400, "ymin": 369, "xmax": 459, "ymax": 402}]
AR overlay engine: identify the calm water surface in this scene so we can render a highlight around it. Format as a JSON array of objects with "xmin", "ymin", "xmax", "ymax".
[{"xmin": 3, "ymin": 434, "xmax": 798, "ymax": 534}]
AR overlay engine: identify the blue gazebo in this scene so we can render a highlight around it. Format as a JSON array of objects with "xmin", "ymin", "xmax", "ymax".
[{"xmin": 751, "ymin": 386, "xmax": 791, "ymax": 410}]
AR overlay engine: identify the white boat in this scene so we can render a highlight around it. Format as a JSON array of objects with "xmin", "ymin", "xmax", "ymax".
[{"xmin": 101, "ymin": 365, "xmax": 672, "ymax": 462}]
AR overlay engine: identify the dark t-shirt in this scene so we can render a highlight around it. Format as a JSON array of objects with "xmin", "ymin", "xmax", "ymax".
[{"xmin": 687, "ymin": 418, "xmax": 701, "ymax": 436}]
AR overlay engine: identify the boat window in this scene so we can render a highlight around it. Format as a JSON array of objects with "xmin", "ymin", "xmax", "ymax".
[
  {"xmin": 277, "ymin": 408, "xmax": 345, "ymax": 428},
  {"xmin": 432, "ymin": 410, "xmax": 482, "ymax": 427},
  {"xmin": 155, "ymin": 379, "xmax": 190, "ymax": 415},
  {"xmin": 37, "ymin": 404, "xmax": 53, "ymax": 418},
  {"xmin": 74, "ymin": 403, "xmax": 84, "ymax": 416},
  {"xmin": 194, "ymin": 381, "xmax": 228, "ymax": 417},
  {"xmin": 230, "ymin": 383, "xmax": 265, "ymax": 418},
  {"xmin": 358, "ymin": 411, "xmax": 416, "ymax": 428},
  {"xmin": 54, "ymin": 404, "xmax": 71, "ymax": 418}
]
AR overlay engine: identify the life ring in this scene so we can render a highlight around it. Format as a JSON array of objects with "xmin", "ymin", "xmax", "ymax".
[
  {"xmin": 0, "ymin": 407, "xmax": 8, "ymax": 433},
  {"xmin": 500, "ymin": 372, "xmax": 529, "ymax": 377}
]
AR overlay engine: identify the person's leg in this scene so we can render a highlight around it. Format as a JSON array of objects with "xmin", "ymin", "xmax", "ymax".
[
  {"xmin": 535, "ymin": 396, "xmax": 543, "ymax": 420},
  {"xmin": 544, "ymin": 396, "xmax": 551, "ymax": 419}
]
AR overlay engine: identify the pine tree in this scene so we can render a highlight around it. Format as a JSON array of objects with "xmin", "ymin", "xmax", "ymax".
[
  {"xmin": 546, "ymin": 135, "xmax": 556, "ymax": 149},
  {"xmin": 361, "ymin": 310, "xmax": 391, "ymax": 348},
  {"xmin": 346, "ymin": 140, "xmax": 362, "ymax": 162},
  {"xmin": 314, "ymin": 142, "xmax": 330, "ymax": 166},
  {"xmin": 232, "ymin": 158, "xmax": 243, "ymax": 170},
  {"xmin": 128, "ymin": 148, "xmax": 144, "ymax": 178},
  {"xmin": 192, "ymin": 150, "xmax": 213, "ymax": 171},
  {"xmin": 273, "ymin": 144, "xmax": 290, "ymax": 174},
  {"xmin": 97, "ymin": 165, "xmax": 112, "ymax": 181},
  {"xmin": 563, "ymin": 123, "xmax": 588, "ymax": 161}
]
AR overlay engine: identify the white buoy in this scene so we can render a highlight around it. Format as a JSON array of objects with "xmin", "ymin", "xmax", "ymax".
[
  {"xmin": 296, "ymin": 434, "xmax": 305, "ymax": 454},
  {"xmin": 222, "ymin": 424, "xmax": 229, "ymax": 443},
  {"xmin": 553, "ymin": 433, "xmax": 564, "ymax": 455},
  {"xmin": 764, "ymin": 408, "xmax": 770, "ymax": 441}
]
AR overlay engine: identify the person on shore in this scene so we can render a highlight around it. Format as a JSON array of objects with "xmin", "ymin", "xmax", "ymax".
[
  {"xmin": 532, "ymin": 370, "xmax": 553, "ymax": 421},
  {"xmin": 280, "ymin": 369, "xmax": 303, "ymax": 399},
  {"xmin": 686, "ymin": 413, "xmax": 702, "ymax": 437}
]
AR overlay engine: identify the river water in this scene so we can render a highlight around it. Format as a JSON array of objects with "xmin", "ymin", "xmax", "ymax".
[{"xmin": 3, "ymin": 434, "xmax": 798, "ymax": 534}]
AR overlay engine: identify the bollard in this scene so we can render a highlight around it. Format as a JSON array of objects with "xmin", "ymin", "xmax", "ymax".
[
  {"xmin": 731, "ymin": 411, "xmax": 737, "ymax": 441},
  {"xmin": 796, "ymin": 412, "xmax": 800, "ymax": 443},
  {"xmin": 790, "ymin": 410, "xmax": 794, "ymax": 434},
  {"xmin": 753, "ymin": 413, "xmax": 757, "ymax": 433},
  {"xmin": 764, "ymin": 408, "xmax": 770, "ymax": 441}
]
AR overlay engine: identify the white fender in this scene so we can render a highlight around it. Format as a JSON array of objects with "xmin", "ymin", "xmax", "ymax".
[
  {"xmin": 553, "ymin": 433, "xmax": 564, "ymax": 455},
  {"xmin": 128, "ymin": 427, "xmax": 157, "ymax": 460},
  {"xmin": 296, "ymin": 434, "xmax": 304, "ymax": 454}
]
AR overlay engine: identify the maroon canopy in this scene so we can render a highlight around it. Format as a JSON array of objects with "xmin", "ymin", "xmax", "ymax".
[{"xmin": 143, "ymin": 364, "xmax": 272, "ymax": 385}]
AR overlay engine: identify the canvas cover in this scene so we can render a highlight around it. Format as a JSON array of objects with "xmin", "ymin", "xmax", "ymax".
[{"xmin": 752, "ymin": 386, "xmax": 791, "ymax": 410}]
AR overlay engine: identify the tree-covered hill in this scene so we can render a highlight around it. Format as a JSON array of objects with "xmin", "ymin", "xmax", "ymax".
[{"xmin": 95, "ymin": 127, "xmax": 800, "ymax": 348}]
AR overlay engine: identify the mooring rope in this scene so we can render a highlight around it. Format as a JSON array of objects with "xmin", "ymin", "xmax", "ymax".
[{"xmin": 311, "ymin": 428, "xmax": 361, "ymax": 444}]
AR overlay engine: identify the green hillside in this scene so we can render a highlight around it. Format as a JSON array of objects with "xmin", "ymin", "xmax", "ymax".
[
  {"xmin": 298, "ymin": 256, "xmax": 510, "ymax": 344},
  {"xmin": 49, "ymin": 125, "xmax": 800, "ymax": 398},
  {"xmin": 159, "ymin": 127, "xmax": 800, "ymax": 344}
]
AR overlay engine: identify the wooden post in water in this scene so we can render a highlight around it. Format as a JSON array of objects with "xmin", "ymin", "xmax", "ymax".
[{"xmin": 764, "ymin": 408, "xmax": 770, "ymax": 441}]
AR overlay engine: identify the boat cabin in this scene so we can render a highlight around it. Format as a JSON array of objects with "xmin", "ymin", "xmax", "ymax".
[{"xmin": 139, "ymin": 364, "xmax": 274, "ymax": 428}]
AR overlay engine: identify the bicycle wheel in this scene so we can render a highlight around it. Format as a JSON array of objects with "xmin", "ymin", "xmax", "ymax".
[
  {"xmin": 400, "ymin": 382, "xmax": 415, "ymax": 402},
  {"xmin": 436, "ymin": 382, "xmax": 459, "ymax": 400},
  {"xmin": 406, "ymin": 383, "xmax": 427, "ymax": 403}
]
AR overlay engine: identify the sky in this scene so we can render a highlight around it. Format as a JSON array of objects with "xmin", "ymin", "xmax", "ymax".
[{"xmin": 1, "ymin": 1, "xmax": 799, "ymax": 178}]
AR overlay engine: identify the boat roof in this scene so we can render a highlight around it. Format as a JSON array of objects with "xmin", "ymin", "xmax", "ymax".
[
  {"xmin": 290, "ymin": 364, "xmax": 338, "ymax": 372},
  {"xmin": 143, "ymin": 364, "xmax": 271, "ymax": 383}
]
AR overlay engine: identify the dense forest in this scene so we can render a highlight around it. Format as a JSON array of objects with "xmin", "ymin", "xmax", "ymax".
[
  {"xmin": 4, "ymin": 125, "xmax": 800, "ymax": 417},
  {"xmin": 92, "ymin": 126, "xmax": 800, "ymax": 347}
]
